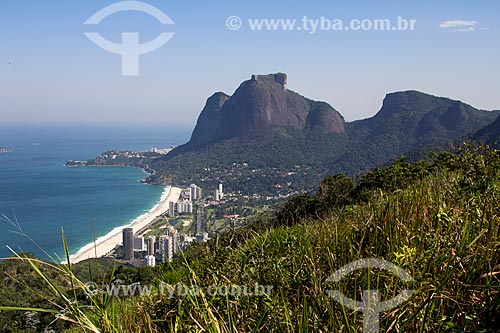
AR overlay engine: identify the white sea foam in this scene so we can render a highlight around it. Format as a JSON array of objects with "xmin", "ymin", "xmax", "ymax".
[{"xmin": 68, "ymin": 186, "xmax": 170, "ymax": 262}]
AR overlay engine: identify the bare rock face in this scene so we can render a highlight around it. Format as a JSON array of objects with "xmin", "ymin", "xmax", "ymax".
[
  {"xmin": 252, "ymin": 73, "xmax": 288, "ymax": 90},
  {"xmin": 189, "ymin": 92, "xmax": 230, "ymax": 146},
  {"xmin": 158, "ymin": 83, "xmax": 500, "ymax": 182},
  {"xmin": 187, "ymin": 73, "xmax": 345, "ymax": 148}
]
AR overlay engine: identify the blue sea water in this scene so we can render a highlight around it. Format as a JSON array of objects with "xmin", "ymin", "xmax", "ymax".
[{"xmin": 0, "ymin": 124, "xmax": 190, "ymax": 261}]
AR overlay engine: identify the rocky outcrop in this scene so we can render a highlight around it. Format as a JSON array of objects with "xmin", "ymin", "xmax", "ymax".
[
  {"xmin": 186, "ymin": 73, "xmax": 345, "ymax": 150},
  {"xmin": 164, "ymin": 77, "xmax": 499, "ymax": 170}
]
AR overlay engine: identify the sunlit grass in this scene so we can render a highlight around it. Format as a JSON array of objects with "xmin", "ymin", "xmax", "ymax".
[{"xmin": 1, "ymin": 147, "xmax": 500, "ymax": 332}]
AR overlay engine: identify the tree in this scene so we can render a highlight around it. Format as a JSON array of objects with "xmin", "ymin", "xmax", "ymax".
[{"xmin": 316, "ymin": 174, "xmax": 354, "ymax": 209}]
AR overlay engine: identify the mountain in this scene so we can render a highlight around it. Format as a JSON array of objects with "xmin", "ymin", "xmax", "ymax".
[
  {"xmin": 350, "ymin": 90, "xmax": 496, "ymax": 141},
  {"xmin": 171, "ymin": 73, "xmax": 345, "ymax": 157},
  {"xmin": 149, "ymin": 73, "xmax": 499, "ymax": 194},
  {"xmin": 342, "ymin": 91, "xmax": 500, "ymax": 169},
  {"xmin": 473, "ymin": 114, "xmax": 500, "ymax": 148}
]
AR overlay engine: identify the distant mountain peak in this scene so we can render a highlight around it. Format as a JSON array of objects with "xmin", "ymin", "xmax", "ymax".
[
  {"xmin": 162, "ymin": 74, "xmax": 499, "ymax": 174},
  {"xmin": 151, "ymin": 77, "xmax": 500, "ymax": 193},
  {"xmin": 251, "ymin": 73, "xmax": 288, "ymax": 90},
  {"xmin": 380, "ymin": 90, "xmax": 444, "ymax": 114},
  {"xmin": 175, "ymin": 73, "xmax": 345, "ymax": 155},
  {"xmin": 347, "ymin": 89, "xmax": 499, "ymax": 145}
]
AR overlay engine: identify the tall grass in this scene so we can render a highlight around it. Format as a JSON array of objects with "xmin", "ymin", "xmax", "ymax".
[{"xmin": 2, "ymin": 148, "xmax": 500, "ymax": 332}]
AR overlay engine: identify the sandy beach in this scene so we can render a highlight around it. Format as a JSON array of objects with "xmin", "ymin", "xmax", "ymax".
[{"xmin": 69, "ymin": 186, "xmax": 182, "ymax": 264}]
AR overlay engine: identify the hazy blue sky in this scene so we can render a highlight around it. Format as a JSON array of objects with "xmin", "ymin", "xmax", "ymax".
[{"xmin": 1, "ymin": 0, "xmax": 499, "ymax": 126}]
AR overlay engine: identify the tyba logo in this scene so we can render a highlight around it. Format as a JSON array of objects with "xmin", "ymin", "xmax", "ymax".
[
  {"xmin": 84, "ymin": 1, "xmax": 175, "ymax": 76},
  {"xmin": 326, "ymin": 258, "xmax": 415, "ymax": 333}
]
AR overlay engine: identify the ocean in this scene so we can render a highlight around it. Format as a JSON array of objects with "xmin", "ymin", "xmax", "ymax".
[{"xmin": 0, "ymin": 124, "xmax": 190, "ymax": 261}]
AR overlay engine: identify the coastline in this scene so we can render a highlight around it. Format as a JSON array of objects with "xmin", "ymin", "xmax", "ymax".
[
  {"xmin": 66, "ymin": 164, "xmax": 158, "ymax": 184},
  {"xmin": 69, "ymin": 185, "xmax": 182, "ymax": 264}
]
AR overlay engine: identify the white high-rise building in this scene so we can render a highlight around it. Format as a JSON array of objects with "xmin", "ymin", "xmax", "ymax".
[
  {"xmin": 177, "ymin": 201, "xmax": 193, "ymax": 214},
  {"xmin": 158, "ymin": 234, "xmax": 176, "ymax": 263},
  {"xmin": 189, "ymin": 184, "xmax": 203, "ymax": 200},
  {"xmin": 157, "ymin": 235, "xmax": 171, "ymax": 263},
  {"xmin": 165, "ymin": 237, "xmax": 175, "ymax": 262},
  {"xmin": 144, "ymin": 255, "xmax": 156, "ymax": 267},
  {"xmin": 215, "ymin": 183, "xmax": 224, "ymax": 201},
  {"xmin": 166, "ymin": 228, "xmax": 181, "ymax": 254}
]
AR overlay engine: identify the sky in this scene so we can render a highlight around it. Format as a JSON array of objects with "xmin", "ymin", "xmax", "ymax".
[{"xmin": 0, "ymin": 0, "xmax": 499, "ymax": 126}]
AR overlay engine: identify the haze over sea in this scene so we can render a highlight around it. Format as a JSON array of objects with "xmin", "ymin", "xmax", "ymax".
[{"xmin": 0, "ymin": 124, "xmax": 189, "ymax": 261}]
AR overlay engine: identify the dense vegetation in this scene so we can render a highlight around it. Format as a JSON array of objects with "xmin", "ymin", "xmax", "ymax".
[
  {"xmin": 149, "ymin": 93, "xmax": 500, "ymax": 195},
  {"xmin": 2, "ymin": 144, "xmax": 500, "ymax": 332},
  {"xmin": 149, "ymin": 129, "xmax": 350, "ymax": 194},
  {"xmin": 64, "ymin": 90, "xmax": 500, "ymax": 198}
]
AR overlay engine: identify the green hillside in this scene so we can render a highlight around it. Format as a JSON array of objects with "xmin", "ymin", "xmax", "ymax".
[
  {"xmin": 148, "ymin": 85, "xmax": 500, "ymax": 195},
  {"xmin": 2, "ymin": 145, "xmax": 500, "ymax": 332}
]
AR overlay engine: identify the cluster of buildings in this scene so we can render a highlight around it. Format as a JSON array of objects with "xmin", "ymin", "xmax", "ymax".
[
  {"xmin": 98, "ymin": 150, "xmax": 147, "ymax": 160},
  {"xmin": 122, "ymin": 226, "xmax": 195, "ymax": 267},
  {"xmin": 149, "ymin": 146, "xmax": 175, "ymax": 155},
  {"xmin": 145, "ymin": 227, "xmax": 194, "ymax": 266},
  {"xmin": 121, "ymin": 183, "xmax": 219, "ymax": 267},
  {"xmin": 168, "ymin": 184, "xmax": 203, "ymax": 217}
]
